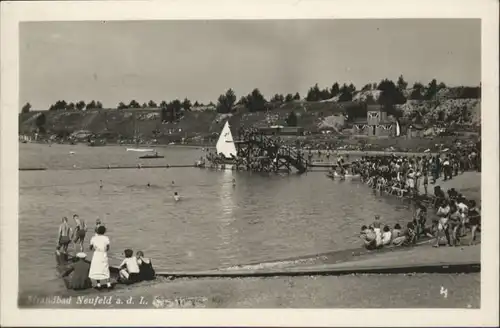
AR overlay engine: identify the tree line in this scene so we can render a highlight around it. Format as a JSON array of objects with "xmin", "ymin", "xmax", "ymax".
[{"xmin": 22, "ymin": 75, "xmax": 481, "ymax": 120}]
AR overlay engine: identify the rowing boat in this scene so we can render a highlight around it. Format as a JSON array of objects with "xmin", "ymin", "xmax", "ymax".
[
  {"xmin": 139, "ymin": 154, "xmax": 164, "ymax": 159},
  {"xmin": 326, "ymin": 172, "xmax": 361, "ymax": 179}
]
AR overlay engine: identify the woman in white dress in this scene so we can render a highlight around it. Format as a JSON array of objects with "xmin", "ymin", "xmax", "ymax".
[{"xmin": 89, "ymin": 225, "xmax": 111, "ymax": 288}]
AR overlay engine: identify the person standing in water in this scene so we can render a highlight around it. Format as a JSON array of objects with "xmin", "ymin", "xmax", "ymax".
[
  {"xmin": 372, "ymin": 215, "xmax": 382, "ymax": 235},
  {"xmin": 72, "ymin": 214, "xmax": 87, "ymax": 252},
  {"xmin": 99, "ymin": 180, "xmax": 103, "ymax": 190},
  {"xmin": 89, "ymin": 225, "xmax": 111, "ymax": 289},
  {"xmin": 94, "ymin": 218, "xmax": 103, "ymax": 234},
  {"xmin": 57, "ymin": 217, "xmax": 72, "ymax": 254},
  {"xmin": 173, "ymin": 192, "xmax": 180, "ymax": 202}
]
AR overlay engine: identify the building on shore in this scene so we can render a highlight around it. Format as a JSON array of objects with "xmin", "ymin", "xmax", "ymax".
[{"xmin": 351, "ymin": 105, "xmax": 398, "ymax": 137}]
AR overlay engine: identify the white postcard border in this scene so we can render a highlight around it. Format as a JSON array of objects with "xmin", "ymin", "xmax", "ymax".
[{"xmin": 1, "ymin": 0, "xmax": 498, "ymax": 326}]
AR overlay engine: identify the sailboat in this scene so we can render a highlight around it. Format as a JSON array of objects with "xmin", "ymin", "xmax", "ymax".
[
  {"xmin": 216, "ymin": 121, "xmax": 237, "ymax": 160},
  {"xmin": 126, "ymin": 112, "xmax": 154, "ymax": 153}
]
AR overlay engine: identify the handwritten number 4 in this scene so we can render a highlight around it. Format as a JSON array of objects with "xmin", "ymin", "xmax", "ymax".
[{"xmin": 440, "ymin": 286, "xmax": 448, "ymax": 298}]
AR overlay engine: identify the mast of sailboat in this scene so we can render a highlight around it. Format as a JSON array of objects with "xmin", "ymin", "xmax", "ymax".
[{"xmin": 134, "ymin": 111, "xmax": 139, "ymax": 148}]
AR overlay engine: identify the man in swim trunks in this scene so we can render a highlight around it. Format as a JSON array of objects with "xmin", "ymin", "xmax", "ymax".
[
  {"xmin": 372, "ymin": 215, "xmax": 382, "ymax": 234},
  {"xmin": 72, "ymin": 214, "xmax": 87, "ymax": 252},
  {"xmin": 57, "ymin": 217, "xmax": 72, "ymax": 253}
]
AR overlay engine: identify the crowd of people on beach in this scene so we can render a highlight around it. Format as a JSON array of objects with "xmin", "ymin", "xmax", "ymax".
[
  {"xmin": 56, "ymin": 217, "xmax": 156, "ymax": 291},
  {"xmin": 346, "ymin": 143, "xmax": 481, "ymax": 198},
  {"xmin": 357, "ymin": 145, "xmax": 481, "ymax": 251},
  {"xmin": 360, "ymin": 190, "xmax": 481, "ymax": 251}
]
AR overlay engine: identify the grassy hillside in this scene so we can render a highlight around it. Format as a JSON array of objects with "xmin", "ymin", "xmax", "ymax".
[{"xmin": 19, "ymin": 94, "xmax": 480, "ymax": 145}]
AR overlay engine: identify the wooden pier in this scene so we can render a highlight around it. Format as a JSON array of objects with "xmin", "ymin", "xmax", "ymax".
[{"xmin": 222, "ymin": 130, "xmax": 308, "ymax": 174}]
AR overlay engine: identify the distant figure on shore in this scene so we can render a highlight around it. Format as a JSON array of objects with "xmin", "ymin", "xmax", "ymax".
[
  {"xmin": 61, "ymin": 252, "xmax": 92, "ymax": 291},
  {"xmin": 72, "ymin": 214, "xmax": 87, "ymax": 252},
  {"xmin": 89, "ymin": 225, "xmax": 111, "ymax": 289},
  {"xmin": 57, "ymin": 217, "xmax": 72, "ymax": 254}
]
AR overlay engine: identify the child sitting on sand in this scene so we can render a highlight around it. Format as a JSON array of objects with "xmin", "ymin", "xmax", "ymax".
[
  {"xmin": 136, "ymin": 251, "xmax": 156, "ymax": 281},
  {"xmin": 359, "ymin": 225, "xmax": 376, "ymax": 250},
  {"xmin": 381, "ymin": 225, "xmax": 392, "ymax": 246},
  {"xmin": 119, "ymin": 249, "xmax": 141, "ymax": 285}
]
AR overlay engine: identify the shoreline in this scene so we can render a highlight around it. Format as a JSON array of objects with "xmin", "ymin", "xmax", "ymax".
[{"xmin": 22, "ymin": 141, "xmax": 441, "ymax": 157}]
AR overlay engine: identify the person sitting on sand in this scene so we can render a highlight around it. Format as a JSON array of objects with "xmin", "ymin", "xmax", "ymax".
[
  {"xmin": 61, "ymin": 252, "xmax": 92, "ymax": 291},
  {"xmin": 391, "ymin": 223, "xmax": 403, "ymax": 240},
  {"xmin": 360, "ymin": 225, "xmax": 376, "ymax": 250},
  {"xmin": 392, "ymin": 222, "xmax": 416, "ymax": 247},
  {"xmin": 136, "ymin": 251, "xmax": 156, "ymax": 281},
  {"xmin": 372, "ymin": 224, "xmax": 383, "ymax": 248},
  {"xmin": 119, "ymin": 249, "xmax": 141, "ymax": 285},
  {"xmin": 404, "ymin": 222, "xmax": 417, "ymax": 246},
  {"xmin": 381, "ymin": 225, "xmax": 392, "ymax": 246}
]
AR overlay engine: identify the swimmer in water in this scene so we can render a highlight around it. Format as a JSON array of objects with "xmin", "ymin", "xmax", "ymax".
[
  {"xmin": 147, "ymin": 183, "xmax": 151, "ymax": 188},
  {"xmin": 173, "ymin": 192, "xmax": 180, "ymax": 202},
  {"xmin": 232, "ymin": 179, "xmax": 236, "ymax": 187},
  {"xmin": 99, "ymin": 180, "xmax": 103, "ymax": 189},
  {"xmin": 171, "ymin": 181, "xmax": 175, "ymax": 186}
]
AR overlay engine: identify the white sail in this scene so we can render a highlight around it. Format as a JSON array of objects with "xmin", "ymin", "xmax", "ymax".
[
  {"xmin": 216, "ymin": 121, "xmax": 237, "ymax": 158},
  {"xmin": 125, "ymin": 112, "xmax": 155, "ymax": 152},
  {"xmin": 395, "ymin": 120, "xmax": 401, "ymax": 137}
]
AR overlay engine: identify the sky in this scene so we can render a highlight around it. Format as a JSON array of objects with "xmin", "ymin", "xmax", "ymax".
[{"xmin": 20, "ymin": 19, "xmax": 481, "ymax": 110}]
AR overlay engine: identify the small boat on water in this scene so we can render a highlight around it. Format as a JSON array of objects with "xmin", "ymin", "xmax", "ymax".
[
  {"xmin": 326, "ymin": 172, "xmax": 361, "ymax": 179},
  {"xmin": 127, "ymin": 111, "xmax": 156, "ymax": 153},
  {"xmin": 139, "ymin": 152, "xmax": 164, "ymax": 159}
]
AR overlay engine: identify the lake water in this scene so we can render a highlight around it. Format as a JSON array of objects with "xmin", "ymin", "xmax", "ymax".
[{"xmin": 19, "ymin": 143, "xmax": 414, "ymax": 294}]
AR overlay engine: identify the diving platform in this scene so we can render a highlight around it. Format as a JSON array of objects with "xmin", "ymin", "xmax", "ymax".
[{"xmin": 232, "ymin": 129, "xmax": 307, "ymax": 174}]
